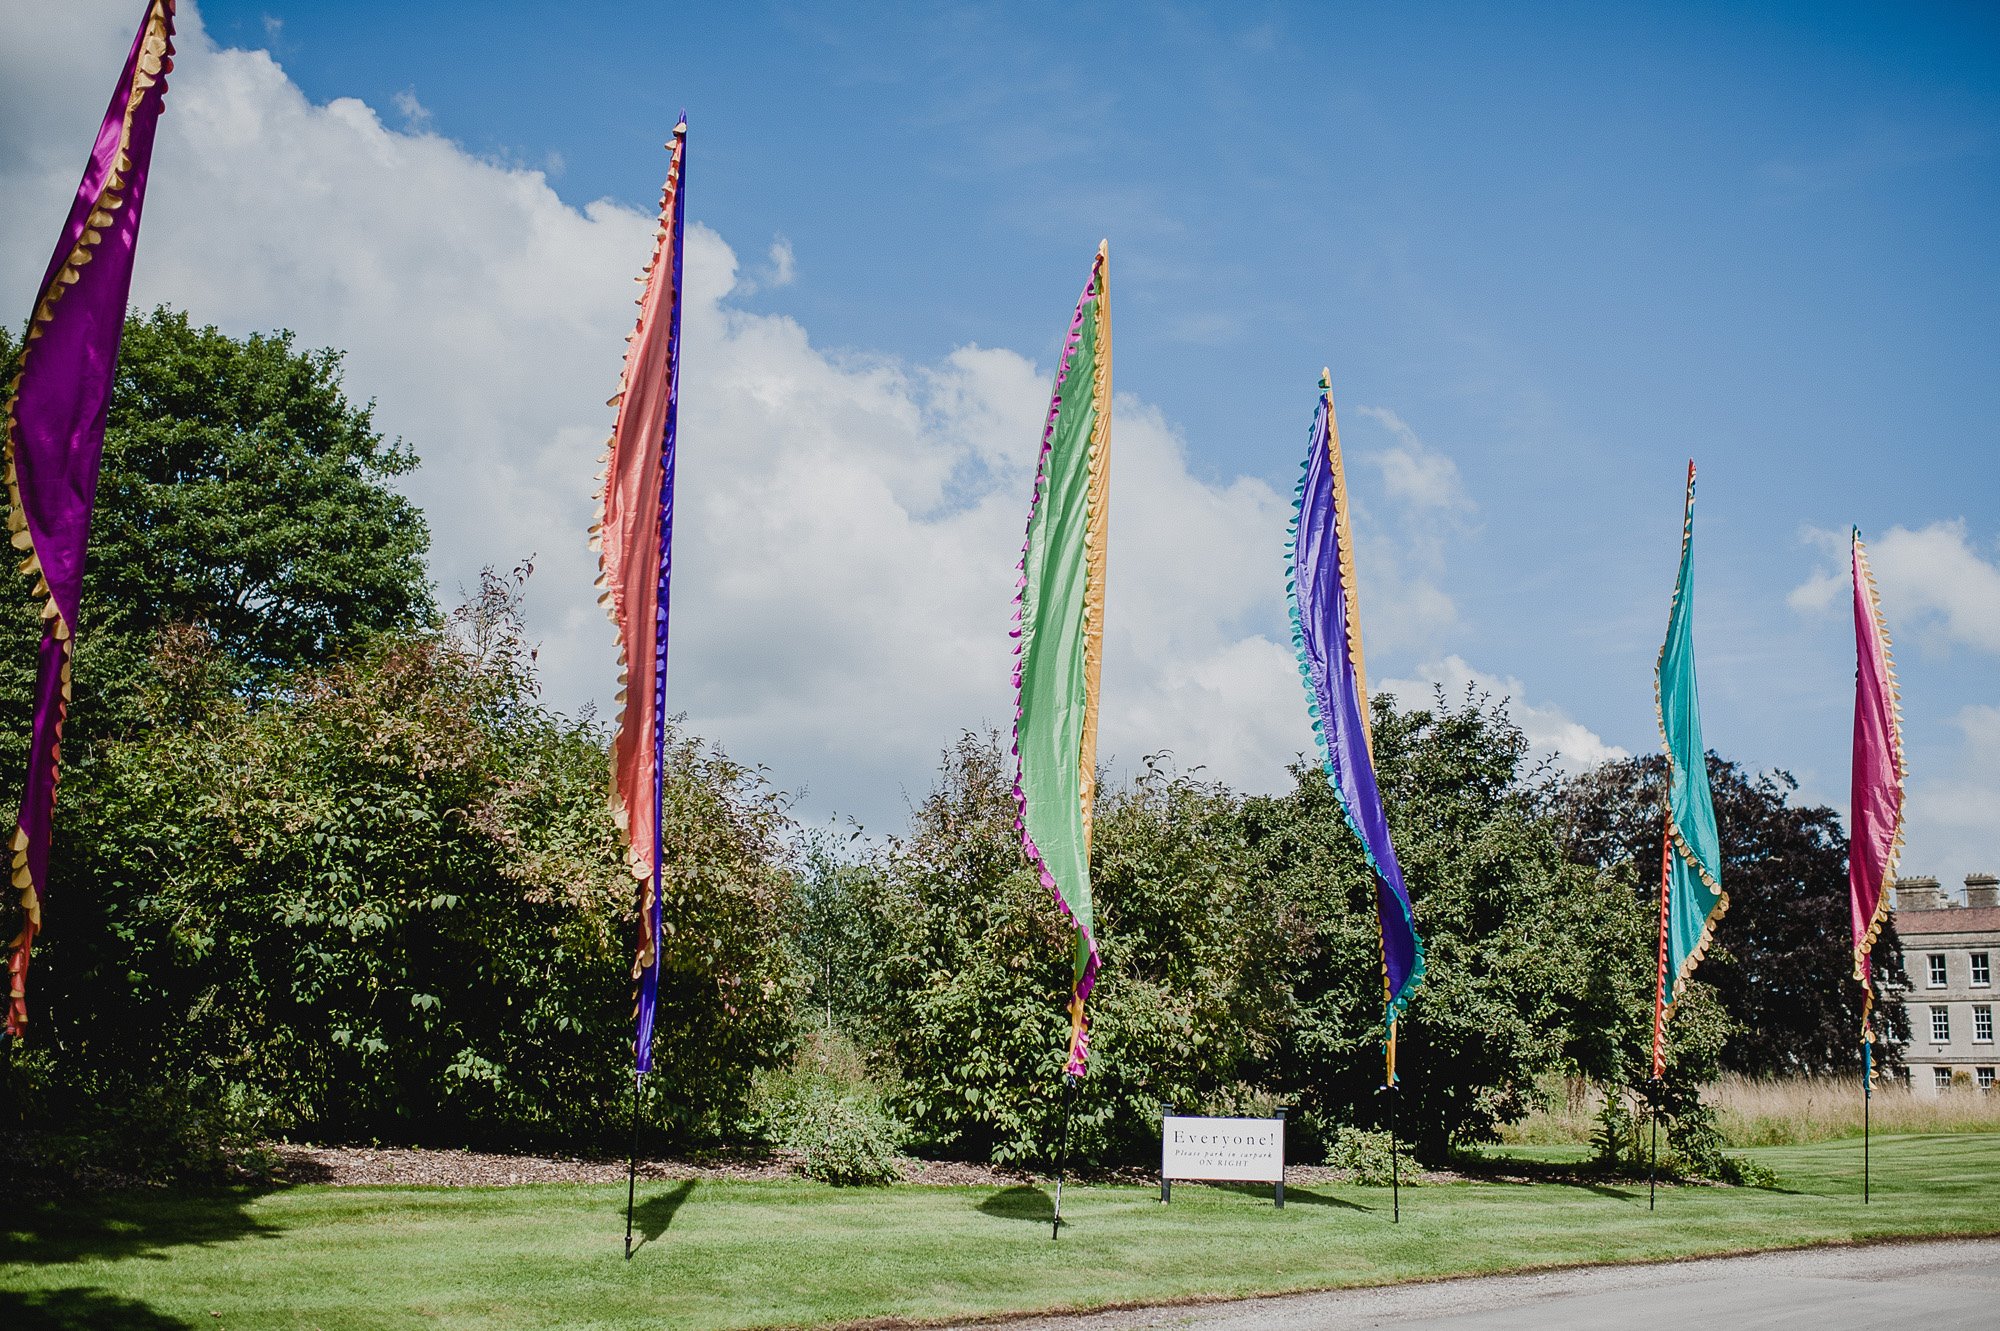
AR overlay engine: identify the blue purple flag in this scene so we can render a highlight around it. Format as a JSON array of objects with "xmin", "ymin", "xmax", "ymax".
[{"xmin": 1288, "ymin": 371, "xmax": 1425, "ymax": 1075}]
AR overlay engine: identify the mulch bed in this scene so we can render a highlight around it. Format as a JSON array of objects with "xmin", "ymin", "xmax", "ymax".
[
  {"xmin": 266, "ymin": 1144, "xmax": 1466, "ymax": 1190},
  {"xmin": 268, "ymin": 1144, "xmax": 1063, "ymax": 1189},
  {"xmin": 4, "ymin": 1132, "xmax": 1518, "ymax": 1194}
]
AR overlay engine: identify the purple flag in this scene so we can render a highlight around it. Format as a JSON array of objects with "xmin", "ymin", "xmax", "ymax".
[
  {"xmin": 1287, "ymin": 371, "xmax": 1425, "ymax": 1075},
  {"xmin": 5, "ymin": 0, "xmax": 178, "ymax": 1038}
]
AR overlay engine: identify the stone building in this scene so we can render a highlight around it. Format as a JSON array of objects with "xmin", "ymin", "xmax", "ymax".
[{"xmin": 1890, "ymin": 873, "xmax": 1999, "ymax": 1095}]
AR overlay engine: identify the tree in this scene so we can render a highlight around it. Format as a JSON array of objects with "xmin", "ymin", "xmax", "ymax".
[
  {"xmin": 1, "ymin": 314, "xmax": 794, "ymax": 1160},
  {"xmin": 787, "ymin": 827, "xmax": 890, "ymax": 1036},
  {"xmin": 1241, "ymin": 687, "xmax": 1683, "ymax": 1161},
  {"xmin": 0, "ymin": 308, "xmax": 435, "ymax": 799},
  {"xmin": 2, "ymin": 308, "xmax": 439, "ymax": 1103},
  {"xmin": 7, "ymin": 308, "xmax": 433, "ymax": 675},
  {"xmin": 1555, "ymin": 754, "xmax": 1909, "ymax": 1076},
  {"xmin": 864, "ymin": 733, "xmax": 1288, "ymax": 1166}
]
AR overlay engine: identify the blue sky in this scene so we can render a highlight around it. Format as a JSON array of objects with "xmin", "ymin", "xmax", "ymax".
[{"xmin": 6, "ymin": 2, "xmax": 1997, "ymax": 885}]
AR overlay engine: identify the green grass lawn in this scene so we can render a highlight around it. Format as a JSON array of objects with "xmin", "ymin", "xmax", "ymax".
[{"xmin": 5, "ymin": 1134, "xmax": 1997, "ymax": 1330}]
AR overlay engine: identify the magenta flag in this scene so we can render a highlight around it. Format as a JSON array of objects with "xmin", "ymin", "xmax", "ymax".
[
  {"xmin": 1849, "ymin": 529, "xmax": 1903, "ymax": 1041},
  {"xmin": 4, "ymin": 1, "xmax": 177, "ymax": 1038}
]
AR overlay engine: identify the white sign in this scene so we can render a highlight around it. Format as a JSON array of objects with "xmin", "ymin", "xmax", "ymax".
[{"xmin": 1161, "ymin": 1115, "xmax": 1285, "ymax": 1183}]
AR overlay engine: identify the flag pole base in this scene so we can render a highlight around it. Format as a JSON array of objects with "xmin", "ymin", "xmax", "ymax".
[
  {"xmin": 1052, "ymin": 1072, "xmax": 1076, "ymax": 1241},
  {"xmin": 1647, "ymin": 1076, "xmax": 1661, "ymax": 1212},
  {"xmin": 1380, "ymin": 1081, "xmax": 1400, "ymax": 1225}
]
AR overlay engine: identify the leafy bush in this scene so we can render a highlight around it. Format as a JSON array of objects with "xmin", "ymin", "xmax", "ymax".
[
  {"xmin": 752, "ymin": 1033, "xmax": 904, "ymax": 1185},
  {"xmin": 3, "ymin": 1049, "xmax": 276, "ymax": 1187},
  {"xmin": 1663, "ymin": 1094, "xmax": 1728, "ymax": 1179},
  {"xmin": 1584, "ymin": 1075, "xmax": 1776, "ymax": 1185},
  {"xmin": 1244, "ymin": 688, "xmax": 1661, "ymax": 1161},
  {"xmin": 6, "ymin": 573, "xmax": 798, "ymax": 1158},
  {"xmin": 1324, "ymin": 1126, "xmax": 1399, "ymax": 1185},
  {"xmin": 1715, "ymin": 1153, "xmax": 1778, "ymax": 1188},
  {"xmin": 787, "ymin": 1099, "xmax": 905, "ymax": 1186},
  {"xmin": 1590, "ymin": 1090, "xmax": 1645, "ymax": 1173}
]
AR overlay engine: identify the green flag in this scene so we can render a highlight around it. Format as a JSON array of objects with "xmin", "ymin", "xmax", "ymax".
[{"xmin": 1012, "ymin": 243, "xmax": 1111, "ymax": 1075}]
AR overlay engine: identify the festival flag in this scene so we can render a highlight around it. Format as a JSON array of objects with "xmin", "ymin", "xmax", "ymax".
[
  {"xmin": 4, "ymin": 0, "xmax": 177, "ymax": 1038},
  {"xmin": 1848, "ymin": 529, "xmax": 1903, "ymax": 1042},
  {"xmin": 591, "ymin": 118, "xmax": 686, "ymax": 1075},
  {"xmin": 1287, "ymin": 371, "xmax": 1425, "ymax": 1076},
  {"xmin": 1650, "ymin": 461, "xmax": 1726, "ymax": 1076},
  {"xmin": 1012, "ymin": 243, "xmax": 1111, "ymax": 1076}
]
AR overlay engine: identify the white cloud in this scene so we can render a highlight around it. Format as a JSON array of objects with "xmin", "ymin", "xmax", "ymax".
[
  {"xmin": 765, "ymin": 236, "xmax": 795, "ymax": 288},
  {"xmin": 1901, "ymin": 704, "xmax": 2000, "ymax": 894},
  {"xmin": 1790, "ymin": 521, "xmax": 2000, "ymax": 655},
  {"xmin": 1353, "ymin": 405, "xmax": 1472, "ymax": 514},
  {"xmin": 390, "ymin": 88, "xmax": 432, "ymax": 131},
  {"xmin": 0, "ymin": 2, "xmax": 1344, "ymax": 825},
  {"xmin": 1331, "ymin": 405, "xmax": 1471, "ymax": 657},
  {"xmin": 1786, "ymin": 567, "xmax": 1843, "ymax": 614},
  {"xmin": 4, "ymin": 3, "xmax": 1622, "ymax": 831},
  {"xmin": 1375, "ymin": 654, "xmax": 1630, "ymax": 773},
  {"xmin": 736, "ymin": 235, "xmax": 796, "ymax": 296}
]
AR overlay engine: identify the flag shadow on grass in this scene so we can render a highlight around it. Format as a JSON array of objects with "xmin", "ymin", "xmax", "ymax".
[
  {"xmin": 0, "ymin": 1288, "xmax": 195, "ymax": 1331},
  {"xmin": 977, "ymin": 1185, "xmax": 1054, "ymax": 1223},
  {"xmin": 1, "ymin": 1179, "xmax": 284, "ymax": 1326},
  {"xmin": 7, "ymin": 1188, "xmax": 279, "ymax": 1266},
  {"xmin": 1216, "ymin": 1181, "xmax": 1374, "ymax": 1212},
  {"xmin": 626, "ymin": 1179, "xmax": 697, "ymax": 1255}
]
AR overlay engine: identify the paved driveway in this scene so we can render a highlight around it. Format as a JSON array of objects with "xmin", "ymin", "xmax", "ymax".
[{"xmin": 945, "ymin": 1238, "xmax": 2000, "ymax": 1330}]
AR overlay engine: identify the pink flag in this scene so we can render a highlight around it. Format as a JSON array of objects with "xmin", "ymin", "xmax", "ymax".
[{"xmin": 1849, "ymin": 529, "xmax": 1903, "ymax": 1039}]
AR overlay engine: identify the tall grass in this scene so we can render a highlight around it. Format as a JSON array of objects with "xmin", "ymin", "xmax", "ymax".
[
  {"xmin": 1497, "ymin": 1078, "xmax": 1604, "ymax": 1146},
  {"xmin": 1708, "ymin": 1074, "xmax": 2000, "ymax": 1146},
  {"xmin": 1497, "ymin": 1075, "xmax": 2000, "ymax": 1147}
]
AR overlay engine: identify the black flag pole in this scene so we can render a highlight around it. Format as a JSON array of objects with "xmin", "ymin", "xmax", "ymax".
[
  {"xmin": 1863, "ymin": 1015, "xmax": 1873, "ymax": 1204},
  {"xmin": 1648, "ymin": 812, "xmax": 1670, "ymax": 1214},
  {"xmin": 1051, "ymin": 1072, "xmax": 1076, "ymax": 1240},
  {"xmin": 625, "ymin": 1071, "xmax": 644, "ymax": 1259},
  {"xmin": 1384, "ymin": 1023, "xmax": 1401, "ymax": 1224},
  {"xmin": 1388, "ymin": 1081, "xmax": 1400, "ymax": 1225},
  {"xmin": 1648, "ymin": 1077, "xmax": 1660, "ymax": 1212}
]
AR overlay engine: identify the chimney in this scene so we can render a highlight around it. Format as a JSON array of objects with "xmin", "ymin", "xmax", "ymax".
[
  {"xmin": 1967, "ymin": 874, "xmax": 1999, "ymax": 911},
  {"xmin": 1896, "ymin": 876, "xmax": 1944, "ymax": 912}
]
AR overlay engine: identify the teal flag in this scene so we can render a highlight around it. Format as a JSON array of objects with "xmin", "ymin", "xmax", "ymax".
[{"xmin": 1655, "ymin": 462, "xmax": 1726, "ymax": 1036}]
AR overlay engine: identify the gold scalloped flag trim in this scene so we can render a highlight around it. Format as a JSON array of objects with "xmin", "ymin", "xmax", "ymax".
[{"xmin": 2, "ymin": 1, "xmax": 175, "ymax": 1035}]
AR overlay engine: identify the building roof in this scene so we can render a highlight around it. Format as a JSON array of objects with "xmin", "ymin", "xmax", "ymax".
[{"xmin": 1894, "ymin": 907, "xmax": 2000, "ymax": 940}]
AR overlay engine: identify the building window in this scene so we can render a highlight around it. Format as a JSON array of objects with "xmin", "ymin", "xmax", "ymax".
[
  {"xmin": 1974, "ymin": 953, "xmax": 1992, "ymax": 988},
  {"xmin": 1980, "ymin": 1068, "xmax": 1996, "ymax": 1092},
  {"xmin": 1935, "ymin": 1066, "xmax": 1955, "ymax": 1090},
  {"xmin": 1928, "ymin": 954, "xmax": 1948, "ymax": 988},
  {"xmin": 1931, "ymin": 1006, "xmax": 1951, "ymax": 1043},
  {"xmin": 1977, "ymin": 1006, "xmax": 1994, "ymax": 1044}
]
